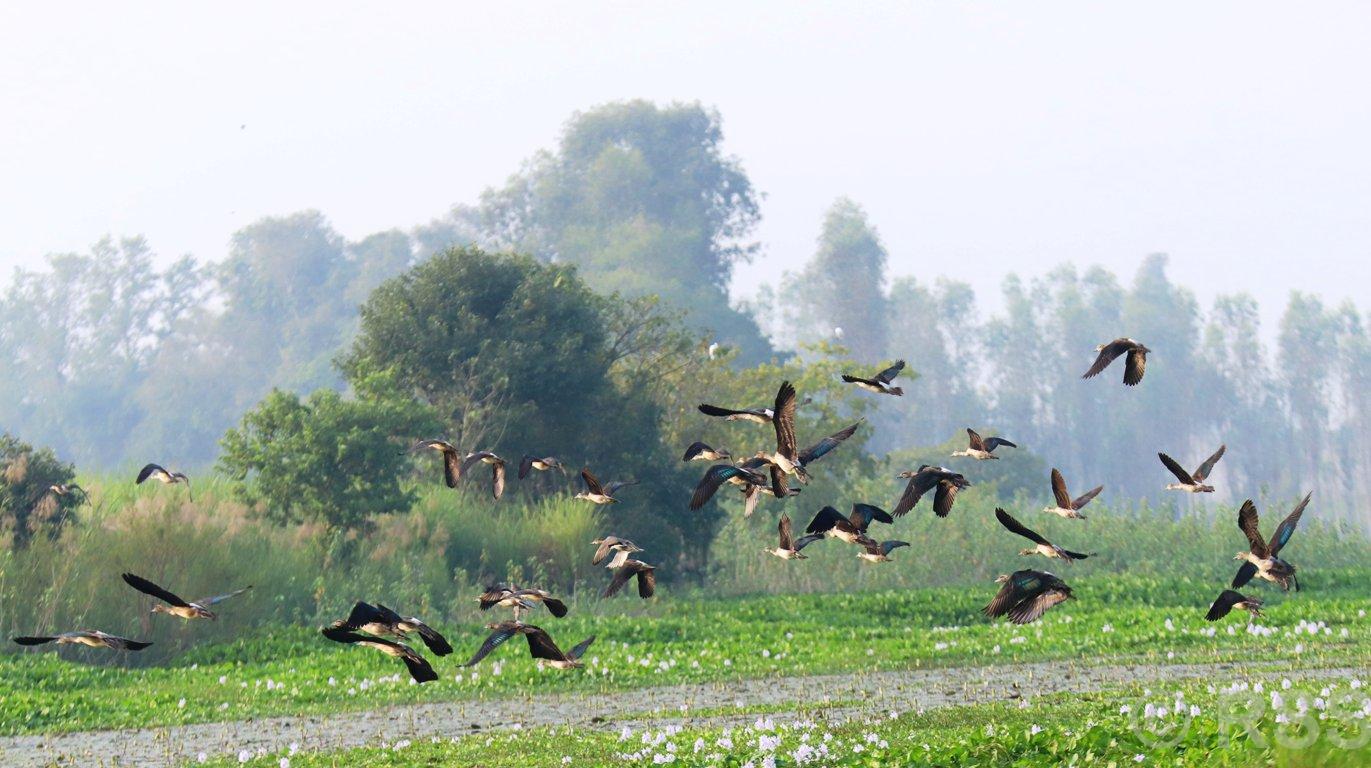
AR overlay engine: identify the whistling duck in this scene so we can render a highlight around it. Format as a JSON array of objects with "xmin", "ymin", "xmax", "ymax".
[
  {"xmin": 805, "ymin": 504, "xmax": 892, "ymax": 545},
  {"xmin": 754, "ymin": 381, "xmax": 806, "ymax": 484},
  {"xmin": 321, "ymin": 625, "xmax": 438, "ymax": 682},
  {"xmin": 766, "ymin": 513, "xmax": 824, "ymax": 560},
  {"xmin": 1233, "ymin": 493, "xmax": 1310, "ymax": 592},
  {"xmin": 122, "ymin": 573, "xmax": 251, "ymax": 620},
  {"xmin": 1205, "ymin": 590, "xmax": 1263, "ymax": 621},
  {"xmin": 462, "ymin": 621, "xmax": 591, "ymax": 669},
  {"xmin": 682, "ymin": 442, "xmax": 731, "ymax": 462},
  {"xmin": 1082, "ymin": 338, "xmax": 1150, "ymax": 386},
  {"xmin": 841, "ymin": 360, "xmax": 906, "ymax": 396},
  {"xmin": 1159, "ymin": 445, "xmax": 1225, "ymax": 493},
  {"xmin": 461, "ymin": 451, "xmax": 507, "ymax": 500},
  {"xmin": 1043, "ymin": 468, "xmax": 1102, "ymax": 519},
  {"xmin": 893, "ymin": 465, "xmax": 969, "ymax": 517},
  {"xmin": 575, "ymin": 468, "xmax": 638, "ymax": 505},
  {"xmin": 339, "ymin": 601, "xmax": 453, "ymax": 655},
  {"xmin": 410, "ymin": 440, "xmax": 463, "ymax": 487},
  {"xmin": 690, "ymin": 461, "xmax": 768, "ymax": 510},
  {"xmin": 697, "ymin": 402, "xmax": 773, "ymax": 424},
  {"xmin": 479, "ymin": 584, "xmax": 569, "ymax": 620},
  {"xmin": 603, "ymin": 559, "xmax": 656, "ymax": 599},
  {"xmin": 591, "ymin": 536, "xmax": 643, "ymax": 569},
  {"xmin": 518, "ymin": 455, "xmax": 565, "ymax": 479},
  {"xmin": 857, "ymin": 538, "xmax": 910, "ymax": 563},
  {"xmin": 951, "ymin": 429, "xmax": 1017, "ymax": 460},
  {"xmin": 996, "ymin": 507, "xmax": 1093, "ymax": 563},
  {"xmin": 47, "ymin": 483, "xmax": 88, "ymax": 502},
  {"xmin": 12, "ymin": 630, "xmax": 152, "ymax": 652},
  {"xmin": 983, "ymin": 570, "xmax": 1074, "ymax": 624},
  {"xmin": 136, "ymin": 463, "xmax": 191, "ymax": 498}
]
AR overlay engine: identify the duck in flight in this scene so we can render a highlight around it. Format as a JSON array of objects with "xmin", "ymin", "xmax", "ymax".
[
  {"xmin": 461, "ymin": 451, "xmax": 507, "ymax": 500},
  {"xmin": 1159, "ymin": 445, "xmax": 1225, "ymax": 493},
  {"xmin": 841, "ymin": 360, "xmax": 906, "ymax": 396},
  {"xmin": 603, "ymin": 559, "xmax": 656, "ymax": 599},
  {"xmin": 410, "ymin": 439, "xmax": 463, "ymax": 487},
  {"xmin": 121, "ymin": 573, "xmax": 251, "ymax": 620},
  {"xmin": 892, "ymin": 465, "xmax": 969, "ymax": 518},
  {"xmin": 46, "ymin": 483, "xmax": 88, "ymax": 503},
  {"xmin": 336, "ymin": 601, "xmax": 453, "ymax": 655},
  {"xmin": 463, "ymin": 621, "xmax": 594, "ymax": 670},
  {"xmin": 1082, "ymin": 338, "xmax": 1150, "ymax": 386},
  {"xmin": 1233, "ymin": 493, "xmax": 1310, "ymax": 592},
  {"xmin": 857, "ymin": 538, "xmax": 910, "ymax": 563},
  {"xmin": 951, "ymin": 429, "xmax": 1017, "ymax": 461},
  {"xmin": 682, "ymin": 442, "xmax": 731, "ymax": 462},
  {"xmin": 697, "ymin": 402, "xmax": 773, "ymax": 424},
  {"xmin": 754, "ymin": 381, "xmax": 807, "ymax": 485},
  {"xmin": 518, "ymin": 455, "xmax": 565, "ymax": 479},
  {"xmin": 689, "ymin": 460, "xmax": 769, "ymax": 511},
  {"xmin": 983, "ymin": 570, "xmax": 1074, "ymax": 624},
  {"xmin": 576, "ymin": 469, "xmax": 638, "ymax": 505},
  {"xmin": 765, "ymin": 514, "xmax": 824, "ymax": 560},
  {"xmin": 12, "ymin": 630, "xmax": 152, "ymax": 652},
  {"xmin": 996, "ymin": 508, "xmax": 1093, "ymax": 563},
  {"xmin": 478, "ymin": 584, "xmax": 569, "ymax": 620},
  {"xmin": 1043, "ymin": 468, "xmax": 1102, "ymax": 519},
  {"xmin": 805, "ymin": 504, "xmax": 893, "ymax": 545},
  {"xmin": 136, "ymin": 463, "xmax": 191, "ymax": 498},
  {"xmin": 320, "ymin": 625, "xmax": 438, "ymax": 682},
  {"xmin": 591, "ymin": 536, "xmax": 643, "ymax": 569},
  {"xmin": 754, "ymin": 419, "xmax": 863, "ymax": 507},
  {"xmin": 1205, "ymin": 589, "xmax": 1263, "ymax": 622}
]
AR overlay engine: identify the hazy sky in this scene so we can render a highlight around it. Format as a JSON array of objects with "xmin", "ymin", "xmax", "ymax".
[{"xmin": 2, "ymin": 2, "xmax": 1368, "ymax": 332}]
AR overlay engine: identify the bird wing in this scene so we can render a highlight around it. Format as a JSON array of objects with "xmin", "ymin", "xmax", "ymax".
[
  {"xmin": 1231, "ymin": 561, "xmax": 1258, "ymax": 589},
  {"xmin": 442, "ymin": 450, "xmax": 462, "ymax": 488},
  {"xmin": 12, "ymin": 636, "xmax": 57, "ymax": 645},
  {"xmin": 771, "ymin": 381, "xmax": 798, "ymax": 459},
  {"xmin": 604, "ymin": 480, "xmax": 638, "ymax": 496},
  {"xmin": 602, "ymin": 564, "xmax": 637, "ymax": 598},
  {"xmin": 1158, "ymin": 453, "xmax": 1195, "ymax": 484},
  {"xmin": 1123, "ymin": 348, "xmax": 1147, "ymax": 386},
  {"xmin": 996, "ymin": 508, "xmax": 1049, "ymax": 546},
  {"xmin": 411, "ymin": 623, "xmax": 452, "ymax": 656},
  {"xmin": 841, "ymin": 374, "xmax": 879, "ymax": 386},
  {"xmin": 542, "ymin": 597, "xmax": 569, "ymax": 618},
  {"xmin": 196, "ymin": 585, "xmax": 252, "ymax": 607},
  {"xmin": 984, "ymin": 437, "xmax": 1016, "ymax": 451},
  {"xmin": 1082, "ymin": 339, "xmax": 1130, "ymax": 379},
  {"xmin": 982, "ymin": 580, "xmax": 1021, "ymax": 619},
  {"xmin": 1050, "ymin": 469, "xmax": 1072, "ymax": 509},
  {"xmin": 778, "ymin": 514, "xmax": 795, "ymax": 550},
  {"xmin": 344, "ymin": 601, "xmax": 384, "ymax": 627},
  {"xmin": 459, "ymin": 452, "xmax": 488, "ymax": 475},
  {"xmin": 793, "ymin": 534, "xmax": 824, "ymax": 552},
  {"xmin": 966, "ymin": 428, "xmax": 986, "ymax": 452},
  {"xmin": 121, "ymin": 573, "xmax": 189, "ymax": 607},
  {"xmin": 321, "ymin": 625, "xmax": 369, "ymax": 644},
  {"xmin": 1205, "ymin": 590, "xmax": 1244, "ymax": 621},
  {"xmin": 522, "ymin": 626, "xmax": 568, "ymax": 661},
  {"xmin": 881, "ymin": 541, "xmax": 910, "ymax": 555},
  {"xmin": 518, "ymin": 455, "xmax": 535, "ymax": 480},
  {"xmin": 1008, "ymin": 589, "xmax": 1071, "ymax": 624},
  {"xmin": 462, "ymin": 625, "xmax": 518, "ymax": 667},
  {"xmin": 1268, "ymin": 491, "xmax": 1311, "ymax": 556},
  {"xmin": 742, "ymin": 484, "xmax": 762, "ymax": 518},
  {"xmin": 681, "ymin": 442, "xmax": 710, "ymax": 462},
  {"xmin": 932, "ymin": 479, "xmax": 962, "ymax": 518},
  {"xmin": 799, "ymin": 421, "xmax": 862, "ymax": 466},
  {"xmin": 1192, "ymin": 444, "xmax": 1226, "ymax": 482},
  {"xmin": 849, "ymin": 503, "xmax": 891, "ymax": 530},
  {"xmin": 636, "ymin": 566, "xmax": 657, "ymax": 598},
  {"xmin": 399, "ymin": 652, "xmax": 439, "ymax": 683},
  {"xmin": 1237, "ymin": 500, "xmax": 1269, "ymax": 558},
  {"xmin": 875, "ymin": 360, "xmax": 905, "ymax": 384},
  {"xmin": 491, "ymin": 461, "xmax": 506, "ymax": 500},
  {"xmin": 805, "ymin": 506, "xmax": 848, "ymax": 535},
  {"xmin": 581, "ymin": 468, "xmax": 606, "ymax": 495},
  {"xmin": 698, "ymin": 403, "xmax": 756, "ymax": 418},
  {"xmin": 135, "ymin": 463, "xmax": 166, "ymax": 484},
  {"xmin": 566, "ymin": 635, "xmax": 596, "ymax": 661},
  {"xmin": 769, "ymin": 464, "xmax": 790, "ymax": 499},
  {"xmin": 591, "ymin": 539, "xmax": 615, "ymax": 566},
  {"xmin": 690, "ymin": 464, "xmax": 747, "ymax": 510},
  {"xmin": 1072, "ymin": 485, "xmax": 1104, "ymax": 510},
  {"xmin": 892, "ymin": 474, "xmax": 930, "ymax": 517}
]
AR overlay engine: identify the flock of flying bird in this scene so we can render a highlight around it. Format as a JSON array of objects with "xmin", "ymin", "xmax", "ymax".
[{"xmin": 10, "ymin": 337, "xmax": 1313, "ymax": 682}]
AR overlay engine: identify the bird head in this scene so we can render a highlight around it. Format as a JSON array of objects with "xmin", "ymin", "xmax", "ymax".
[
  {"xmin": 888, "ymin": 386, "xmax": 904, "ymax": 396},
  {"xmin": 1233, "ymin": 552, "xmax": 1248, "ymax": 561},
  {"xmin": 993, "ymin": 574, "xmax": 1010, "ymax": 584},
  {"xmin": 1019, "ymin": 548, "xmax": 1037, "ymax": 557}
]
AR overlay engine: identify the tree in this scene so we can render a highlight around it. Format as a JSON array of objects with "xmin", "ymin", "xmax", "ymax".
[
  {"xmin": 429, "ymin": 101, "xmax": 771, "ymax": 361},
  {"xmin": 0, "ymin": 434, "xmax": 80, "ymax": 548},
  {"xmin": 217, "ymin": 387, "xmax": 437, "ymax": 531}
]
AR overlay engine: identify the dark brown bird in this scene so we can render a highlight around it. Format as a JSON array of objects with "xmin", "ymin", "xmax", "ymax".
[
  {"xmin": 122, "ymin": 573, "xmax": 251, "ymax": 621},
  {"xmin": 410, "ymin": 439, "xmax": 463, "ymax": 487},
  {"xmin": 1082, "ymin": 338, "xmax": 1150, "ymax": 386},
  {"xmin": 983, "ymin": 570, "xmax": 1074, "ymax": 624},
  {"xmin": 952, "ymin": 428, "xmax": 1017, "ymax": 461},
  {"xmin": 1205, "ymin": 590, "xmax": 1263, "ymax": 621},
  {"xmin": 321, "ymin": 625, "xmax": 438, "ymax": 682},
  {"xmin": 892, "ymin": 465, "xmax": 969, "ymax": 517},
  {"xmin": 841, "ymin": 360, "xmax": 906, "ymax": 396},
  {"xmin": 461, "ymin": 451, "xmax": 507, "ymax": 499},
  {"xmin": 1043, "ymin": 468, "xmax": 1102, "ymax": 519},
  {"xmin": 518, "ymin": 455, "xmax": 565, "ymax": 479},
  {"xmin": 603, "ymin": 559, "xmax": 656, "ymax": 599},
  {"xmin": 1233, "ymin": 493, "xmax": 1310, "ymax": 592},
  {"xmin": 336, "ymin": 601, "xmax": 452, "ymax": 655},
  {"xmin": 12, "ymin": 630, "xmax": 152, "ymax": 652},
  {"xmin": 996, "ymin": 507, "xmax": 1093, "ymax": 563},
  {"xmin": 1160, "ymin": 445, "xmax": 1225, "ymax": 493}
]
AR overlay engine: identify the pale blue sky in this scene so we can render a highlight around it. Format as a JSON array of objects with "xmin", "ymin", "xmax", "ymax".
[{"xmin": 2, "ymin": 2, "xmax": 1367, "ymax": 330}]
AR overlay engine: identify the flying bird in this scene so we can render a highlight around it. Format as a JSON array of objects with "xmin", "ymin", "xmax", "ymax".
[
  {"xmin": 892, "ymin": 465, "xmax": 969, "ymax": 518},
  {"xmin": 696, "ymin": 402, "xmax": 773, "ymax": 424},
  {"xmin": 121, "ymin": 573, "xmax": 251, "ymax": 620},
  {"xmin": 462, "ymin": 621, "xmax": 592, "ymax": 669},
  {"xmin": 320, "ymin": 625, "xmax": 438, "ymax": 683},
  {"xmin": 1159, "ymin": 445, "xmax": 1226, "ymax": 493},
  {"xmin": 1043, "ymin": 468, "xmax": 1102, "ymax": 519},
  {"xmin": 951, "ymin": 429, "xmax": 1017, "ymax": 461},
  {"xmin": 765, "ymin": 513, "xmax": 824, "ymax": 560},
  {"xmin": 12, "ymin": 630, "xmax": 152, "ymax": 652},
  {"xmin": 461, "ymin": 451, "xmax": 507, "ymax": 500},
  {"xmin": 689, "ymin": 461, "xmax": 768, "ymax": 511},
  {"xmin": 576, "ymin": 469, "xmax": 638, "ymax": 505},
  {"xmin": 805, "ymin": 504, "xmax": 893, "ymax": 545},
  {"xmin": 603, "ymin": 559, "xmax": 656, "ymax": 599},
  {"xmin": 136, "ymin": 463, "xmax": 191, "ymax": 498},
  {"xmin": 1205, "ymin": 590, "xmax": 1263, "ymax": 622},
  {"xmin": 46, "ymin": 483, "xmax": 89, "ymax": 503},
  {"xmin": 410, "ymin": 439, "xmax": 463, "ymax": 487},
  {"xmin": 857, "ymin": 538, "xmax": 910, "ymax": 563},
  {"xmin": 754, "ymin": 381, "xmax": 806, "ymax": 484},
  {"xmin": 591, "ymin": 536, "xmax": 643, "ymax": 569},
  {"xmin": 1082, "ymin": 338, "xmax": 1150, "ymax": 386},
  {"xmin": 757, "ymin": 420, "xmax": 864, "ymax": 506},
  {"xmin": 841, "ymin": 360, "xmax": 906, "ymax": 396},
  {"xmin": 983, "ymin": 570, "xmax": 1074, "ymax": 624},
  {"xmin": 1233, "ymin": 493, "xmax": 1310, "ymax": 592},
  {"xmin": 681, "ymin": 442, "xmax": 731, "ymax": 462},
  {"xmin": 996, "ymin": 508, "xmax": 1093, "ymax": 563},
  {"xmin": 518, "ymin": 455, "xmax": 565, "ymax": 479},
  {"xmin": 337, "ymin": 601, "xmax": 452, "ymax": 656},
  {"xmin": 478, "ymin": 584, "xmax": 569, "ymax": 620}
]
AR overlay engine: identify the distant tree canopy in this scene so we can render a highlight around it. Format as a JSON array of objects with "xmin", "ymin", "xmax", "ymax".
[
  {"xmin": 0, "ymin": 434, "xmax": 80, "ymax": 548},
  {"xmin": 421, "ymin": 100, "xmax": 772, "ymax": 362}
]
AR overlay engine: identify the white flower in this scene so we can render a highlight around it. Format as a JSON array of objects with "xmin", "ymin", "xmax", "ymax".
[
  {"xmin": 196, "ymin": 754, "xmax": 207, "ymax": 764},
  {"xmin": 1030, "ymin": 724, "xmax": 1042, "ymax": 735},
  {"xmin": 238, "ymin": 751, "xmax": 252, "ymax": 764},
  {"xmin": 279, "ymin": 759, "xmax": 290, "ymax": 768},
  {"xmin": 561, "ymin": 757, "xmax": 572, "ymax": 765}
]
